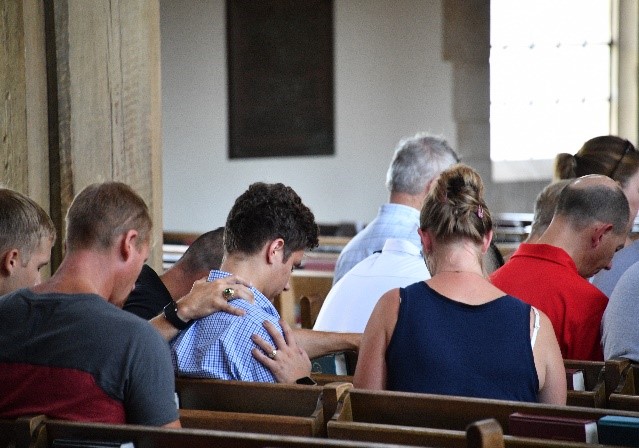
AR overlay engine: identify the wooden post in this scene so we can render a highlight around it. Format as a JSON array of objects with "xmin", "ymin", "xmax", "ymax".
[
  {"xmin": 44, "ymin": 0, "xmax": 163, "ymax": 271},
  {"xmin": 0, "ymin": 0, "xmax": 29, "ymax": 191}
]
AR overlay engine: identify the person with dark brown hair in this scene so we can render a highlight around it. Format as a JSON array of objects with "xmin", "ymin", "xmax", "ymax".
[
  {"xmin": 171, "ymin": 182, "xmax": 360, "ymax": 383},
  {"xmin": 354, "ymin": 164, "xmax": 565, "ymax": 404}
]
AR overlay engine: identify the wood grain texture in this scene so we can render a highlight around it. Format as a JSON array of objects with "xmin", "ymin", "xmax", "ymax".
[
  {"xmin": 46, "ymin": 0, "xmax": 162, "ymax": 269},
  {"xmin": 0, "ymin": 0, "xmax": 28, "ymax": 191}
]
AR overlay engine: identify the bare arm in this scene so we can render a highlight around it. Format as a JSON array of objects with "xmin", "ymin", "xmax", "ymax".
[
  {"xmin": 162, "ymin": 419, "xmax": 181, "ymax": 428},
  {"xmin": 150, "ymin": 275, "xmax": 254, "ymax": 341},
  {"xmin": 252, "ymin": 319, "xmax": 312, "ymax": 383},
  {"xmin": 533, "ymin": 310, "xmax": 567, "ymax": 405},
  {"xmin": 292, "ymin": 328, "xmax": 361, "ymax": 360},
  {"xmin": 353, "ymin": 289, "xmax": 400, "ymax": 390}
]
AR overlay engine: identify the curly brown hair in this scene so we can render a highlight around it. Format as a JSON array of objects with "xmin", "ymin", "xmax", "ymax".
[{"xmin": 224, "ymin": 182, "xmax": 319, "ymax": 260}]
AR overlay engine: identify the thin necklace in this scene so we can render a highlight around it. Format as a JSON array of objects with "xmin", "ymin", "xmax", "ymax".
[{"xmin": 437, "ymin": 270, "xmax": 485, "ymax": 278}]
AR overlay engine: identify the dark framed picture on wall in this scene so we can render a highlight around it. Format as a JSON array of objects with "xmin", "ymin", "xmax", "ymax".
[{"xmin": 227, "ymin": 0, "xmax": 335, "ymax": 158}]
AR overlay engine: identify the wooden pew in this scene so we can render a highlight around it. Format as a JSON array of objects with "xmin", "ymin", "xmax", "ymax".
[
  {"xmin": 300, "ymin": 294, "xmax": 325, "ymax": 329},
  {"xmin": 563, "ymin": 359, "xmax": 606, "ymax": 408},
  {"xmin": 175, "ymin": 377, "xmax": 351, "ymax": 437},
  {"xmin": 311, "ymin": 372, "xmax": 354, "ymax": 386},
  {"xmin": 32, "ymin": 419, "xmax": 419, "ymax": 448},
  {"xmin": 178, "ymin": 408, "xmax": 322, "ymax": 438},
  {"xmin": 606, "ymin": 358, "xmax": 639, "ymax": 412},
  {"xmin": 0, "ymin": 415, "xmax": 45, "ymax": 448},
  {"xmin": 328, "ymin": 388, "xmax": 639, "ymax": 447}
]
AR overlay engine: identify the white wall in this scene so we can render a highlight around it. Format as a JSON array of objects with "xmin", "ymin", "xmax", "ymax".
[{"xmin": 161, "ymin": 0, "xmax": 456, "ymax": 232}]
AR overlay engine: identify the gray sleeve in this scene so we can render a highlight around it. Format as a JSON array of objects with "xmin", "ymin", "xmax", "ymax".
[
  {"xmin": 602, "ymin": 260, "xmax": 639, "ymax": 362},
  {"xmin": 124, "ymin": 324, "xmax": 179, "ymax": 426}
]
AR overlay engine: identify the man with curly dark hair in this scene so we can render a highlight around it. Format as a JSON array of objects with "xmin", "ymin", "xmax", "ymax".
[{"xmin": 171, "ymin": 182, "xmax": 360, "ymax": 383}]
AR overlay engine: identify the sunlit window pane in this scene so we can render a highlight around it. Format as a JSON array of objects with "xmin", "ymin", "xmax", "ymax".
[{"xmin": 490, "ymin": 0, "xmax": 612, "ymax": 177}]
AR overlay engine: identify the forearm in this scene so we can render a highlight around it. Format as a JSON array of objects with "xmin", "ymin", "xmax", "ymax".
[
  {"xmin": 150, "ymin": 313, "xmax": 180, "ymax": 341},
  {"xmin": 293, "ymin": 328, "xmax": 361, "ymax": 360}
]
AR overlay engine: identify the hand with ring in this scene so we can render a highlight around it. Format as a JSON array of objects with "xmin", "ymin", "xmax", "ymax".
[
  {"xmin": 174, "ymin": 275, "xmax": 254, "ymax": 322},
  {"xmin": 251, "ymin": 319, "xmax": 311, "ymax": 384}
]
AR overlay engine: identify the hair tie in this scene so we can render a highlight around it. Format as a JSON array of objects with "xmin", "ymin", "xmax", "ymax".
[{"xmin": 476, "ymin": 205, "xmax": 484, "ymax": 219}]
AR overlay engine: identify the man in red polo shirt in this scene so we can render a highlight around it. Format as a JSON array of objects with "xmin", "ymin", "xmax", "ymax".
[{"xmin": 491, "ymin": 175, "xmax": 630, "ymax": 361}]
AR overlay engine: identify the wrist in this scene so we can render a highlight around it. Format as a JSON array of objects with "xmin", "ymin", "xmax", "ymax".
[
  {"xmin": 163, "ymin": 300, "xmax": 192, "ymax": 330},
  {"xmin": 175, "ymin": 298, "xmax": 193, "ymax": 321}
]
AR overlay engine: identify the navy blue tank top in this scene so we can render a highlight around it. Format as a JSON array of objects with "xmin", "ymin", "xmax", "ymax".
[{"xmin": 386, "ymin": 281, "xmax": 539, "ymax": 402}]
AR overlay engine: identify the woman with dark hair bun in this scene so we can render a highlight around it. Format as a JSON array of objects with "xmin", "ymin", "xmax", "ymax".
[
  {"xmin": 354, "ymin": 164, "xmax": 566, "ymax": 405},
  {"xmin": 554, "ymin": 135, "xmax": 639, "ymax": 297}
]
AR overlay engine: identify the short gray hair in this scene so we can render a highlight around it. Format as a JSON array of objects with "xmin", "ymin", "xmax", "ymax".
[
  {"xmin": 557, "ymin": 180, "xmax": 630, "ymax": 235},
  {"xmin": 386, "ymin": 133, "xmax": 460, "ymax": 194}
]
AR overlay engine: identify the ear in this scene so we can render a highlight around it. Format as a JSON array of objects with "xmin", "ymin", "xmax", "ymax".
[
  {"xmin": 0, "ymin": 249, "xmax": 20, "ymax": 276},
  {"xmin": 118, "ymin": 229, "xmax": 140, "ymax": 262},
  {"xmin": 266, "ymin": 238, "xmax": 285, "ymax": 264},
  {"xmin": 418, "ymin": 228, "xmax": 432, "ymax": 255},
  {"xmin": 591, "ymin": 223, "xmax": 614, "ymax": 248},
  {"xmin": 480, "ymin": 230, "xmax": 494, "ymax": 254}
]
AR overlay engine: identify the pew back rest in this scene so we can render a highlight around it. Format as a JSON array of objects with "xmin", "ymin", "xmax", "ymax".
[
  {"xmin": 564, "ymin": 360, "xmax": 604, "ymax": 391},
  {"xmin": 0, "ymin": 415, "xmax": 45, "ymax": 448},
  {"xmin": 563, "ymin": 359, "xmax": 606, "ymax": 408},
  {"xmin": 336, "ymin": 388, "xmax": 639, "ymax": 433},
  {"xmin": 36, "ymin": 419, "xmax": 414, "ymax": 448},
  {"xmin": 175, "ymin": 377, "xmax": 322, "ymax": 416},
  {"xmin": 607, "ymin": 362, "xmax": 639, "ymax": 411},
  {"xmin": 178, "ymin": 408, "xmax": 322, "ymax": 437},
  {"xmin": 311, "ymin": 373, "xmax": 354, "ymax": 386},
  {"xmin": 300, "ymin": 294, "xmax": 325, "ymax": 329}
]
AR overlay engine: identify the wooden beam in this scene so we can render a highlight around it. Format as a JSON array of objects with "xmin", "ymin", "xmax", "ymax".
[{"xmin": 44, "ymin": 0, "xmax": 162, "ymax": 270}]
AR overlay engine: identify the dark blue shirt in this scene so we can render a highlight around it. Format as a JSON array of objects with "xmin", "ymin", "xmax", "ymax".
[{"xmin": 386, "ymin": 281, "xmax": 539, "ymax": 402}]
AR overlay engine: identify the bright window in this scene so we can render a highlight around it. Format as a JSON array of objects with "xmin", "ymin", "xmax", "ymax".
[{"xmin": 490, "ymin": 0, "xmax": 612, "ymax": 182}]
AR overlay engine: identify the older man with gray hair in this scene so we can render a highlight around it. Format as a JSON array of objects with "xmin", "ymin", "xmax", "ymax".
[{"xmin": 332, "ymin": 133, "xmax": 460, "ymax": 284}]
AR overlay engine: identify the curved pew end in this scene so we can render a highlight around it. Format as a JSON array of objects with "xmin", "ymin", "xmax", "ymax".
[{"xmin": 466, "ymin": 419, "xmax": 505, "ymax": 448}]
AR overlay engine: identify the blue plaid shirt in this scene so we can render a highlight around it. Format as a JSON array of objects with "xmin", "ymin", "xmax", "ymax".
[
  {"xmin": 333, "ymin": 203, "xmax": 421, "ymax": 284},
  {"xmin": 170, "ymin": 270, "xmax": 281, "ymax": 382}
]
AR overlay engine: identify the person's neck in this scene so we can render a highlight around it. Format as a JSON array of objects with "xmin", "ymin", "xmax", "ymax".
[
  {"xmin": 535, "ymin": 221, "xmax": 577, "ymax": 258},
  {"xmin": 219, "ymin": 256, "xmax": 266, "ymax": 294},
  {"xmin": 435, "ymin": 269, "xmax": 485, "ymax": 278},
  {"xmin": 32, "ymin": 251, "xmax": 111, "ymax": 298},
  {"xmin": 388, "ymin": 191, "xmax": 425, "ymax": 211},
  {"xmin": 428, "ymin": 244, "xmax": 485, "ymax": 278}
]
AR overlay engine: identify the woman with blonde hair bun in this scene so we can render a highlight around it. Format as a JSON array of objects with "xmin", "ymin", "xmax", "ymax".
[
  {"xmin": 554, "ymin": 135, "xmax": 639, "ymax": 297},
  {"xmin": 354, "ymin": 164, "xmax": 566, "ymax": 404}
]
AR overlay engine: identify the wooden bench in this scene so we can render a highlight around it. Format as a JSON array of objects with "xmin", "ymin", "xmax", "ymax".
[
  {"xmin": 328, "ymin": 388, "xmax": 639, "ymax": 447},
  {"xmin": 606, "ymin": 358, "xmax": 639, "ymax": 412},
  {"xmin": 31, "ymin": 419, "xmax": 420, "ymax": 448},
  {"xmin": 311, "ymin": 372, "xmax": 354, "ymax": 386},
  {"xmin": 300, "ymin": 294, "xmax": 325, "ymax": 329},
  {"xmin": 0, "ymin": 415, "xmax": 46, "ymax": 448},
  {"xmin": 563, "ymin": 359, "xmax": 606, "ymax": 408},
  {"xmin": 175, "ymin": 377, "xmax": 351, "ymax": 436}
]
